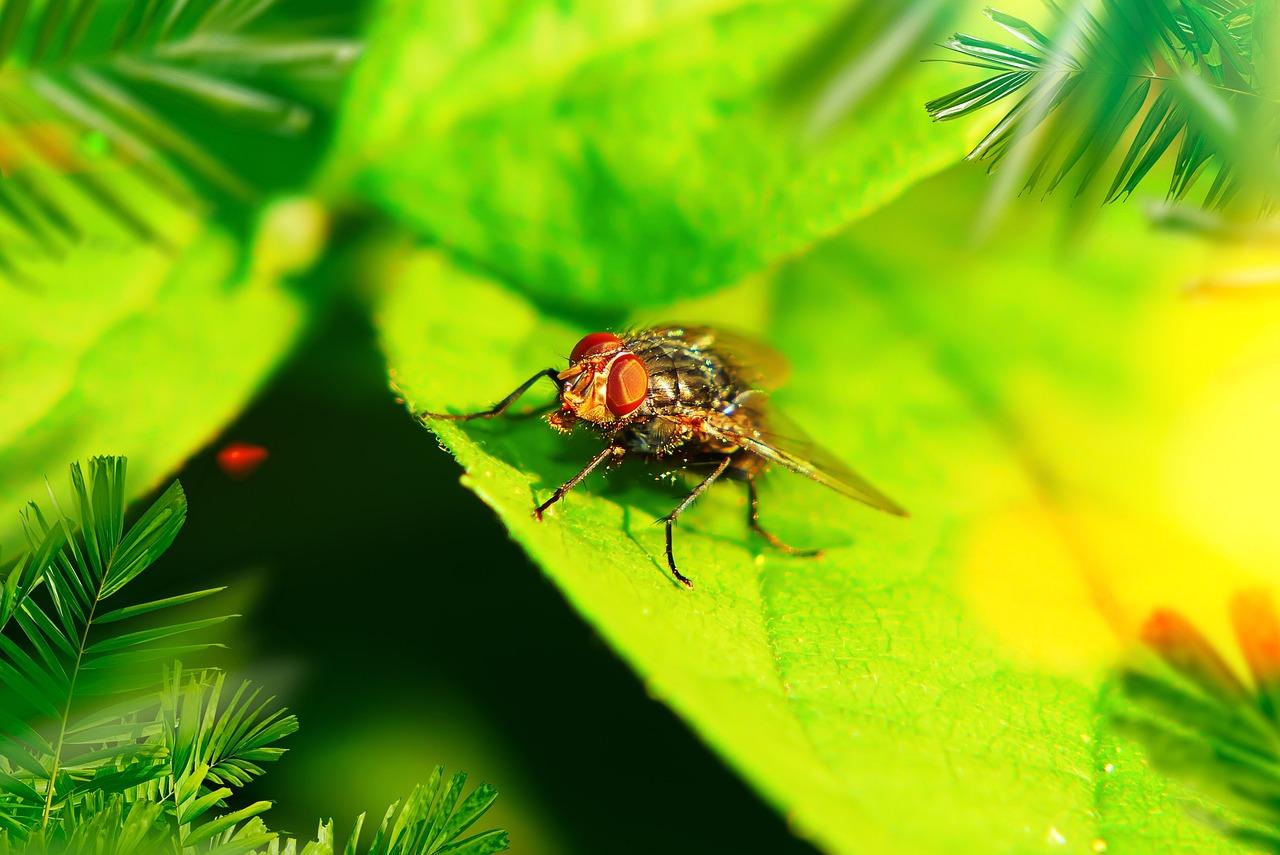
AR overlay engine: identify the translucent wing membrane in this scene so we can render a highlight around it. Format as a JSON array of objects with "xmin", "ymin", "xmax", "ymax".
[{"xmin": 714, "ymin": 391, "xmax": 908, "ymax": 516}]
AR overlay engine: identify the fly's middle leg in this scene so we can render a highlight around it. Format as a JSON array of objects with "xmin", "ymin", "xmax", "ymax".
[{"xmin": 747, "ymin": 478, "xmax": 823, "ymax": 558}]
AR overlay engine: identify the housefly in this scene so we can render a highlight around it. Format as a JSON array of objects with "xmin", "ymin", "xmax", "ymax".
[{"xmin": 422, "ymin": 326, "xmax": 906, "ymax": 588}]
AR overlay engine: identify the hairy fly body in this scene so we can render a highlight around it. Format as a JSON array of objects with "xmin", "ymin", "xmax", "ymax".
[{"xmin": 422, "ymin": 326, "xmax": 906, "ymax": 588}]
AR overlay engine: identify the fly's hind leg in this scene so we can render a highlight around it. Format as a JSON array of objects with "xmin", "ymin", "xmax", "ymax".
[
  {"xmin": 660, "ymin": 457, "xmax": 732, "ymax": 589},
  {"xmin": 747, "ymin": 478, "xmax": 823, "ymax": 558}
]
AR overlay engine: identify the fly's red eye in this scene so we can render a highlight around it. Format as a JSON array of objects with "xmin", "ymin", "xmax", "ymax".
[
  {"xmin": 606, "ymin": 354, "xmax": 649, "ymax": 417},
  {"xmin": 570, "ymin": 332, "xmax": 623, "ymax": 363}
]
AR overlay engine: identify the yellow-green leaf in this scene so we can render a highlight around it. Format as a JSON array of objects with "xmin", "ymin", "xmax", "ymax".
[{"xmin": 377, "ymin": 167, "xmax": 1280, "ymax": 853}]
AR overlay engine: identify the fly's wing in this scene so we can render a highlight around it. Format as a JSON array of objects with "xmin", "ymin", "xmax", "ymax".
[
  {"xmin": 645, "ymin": 324, "xmax": 791, "ymax": 389},
  {"xmin": 710, "ymin": 391, "xmax": 908, "ymax": 516}
]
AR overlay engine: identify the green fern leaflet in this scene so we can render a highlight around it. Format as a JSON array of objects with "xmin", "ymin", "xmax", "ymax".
[{"xmin": 927, "ymin": 1, "xmax": 1280, "ymax": 214}]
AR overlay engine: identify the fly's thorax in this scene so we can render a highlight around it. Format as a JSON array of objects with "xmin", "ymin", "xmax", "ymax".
[{"xmin": 626, "ymin": 335, "xmax": 742, "ymax": 415}]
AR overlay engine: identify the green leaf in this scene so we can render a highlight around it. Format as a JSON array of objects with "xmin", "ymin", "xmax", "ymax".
[
  {"xmin": 183, "ymin": 799, "xmax": 273, "ymax": 846},
  {"xmin": 100, "ymin": 478, "xmax": 185, "ymax": 597},
  {"xmin": 376, "ymin": 166, "xmax": 1275, "ymax": 854},
  {"xmin": 95, "ymin": 587, "xmax": 226, "ymax": 625},
  {"xmin": 342, "ymin": 769, "xmax": 507, "ymax": 855},
  {"xmin": 85, "ymin": 615, "xmax": 232, "ymax": 656},
  {"xmin": 0, "ymin": 525, "xmax": 64, "ymax": 630},
  {"xmin": 437, "ymin": 782, "xmax": 499, "ymax": 848},
  {"xmin": 437, "ymin": 830, "xmax": 510, "ymax": 855},
  {"xmin": 0, "ymin": 189, "xmax": 309, "ymax": 548},
  {"xmin": 327, "ymin": 0, "xmax": 986, "ymax": 311}
]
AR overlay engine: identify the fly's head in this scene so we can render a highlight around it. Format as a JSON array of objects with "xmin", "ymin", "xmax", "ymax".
[{"xmin": 549, "ymin": 332, "xmax": 649, "ymax": 432}]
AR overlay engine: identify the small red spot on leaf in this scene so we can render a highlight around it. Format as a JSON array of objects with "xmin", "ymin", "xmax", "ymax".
[{"xmin": 217, "ymin": 443, "xmax": 268, "ymax": 479}]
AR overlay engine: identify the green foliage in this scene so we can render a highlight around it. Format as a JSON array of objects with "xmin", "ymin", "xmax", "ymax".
[
  {"xmin": 926, "ymin": 1, "xmax": 1280, "ymax": 216},
  {"xmin": 376, "ymin": 167, "xmax": 1264, "ymax": 855},
  {"xmin": 303, "ymin": 768, "xmax": 508, "ymax": 855},
  {"xmin": 0, "ymin": 457, "xmax": 508, "ymax": 855},
  {"xmin": 327, "ymin": 0, "xmax": 982, "ymax": 311},
  {"xmin": 0, "ymin": 456, "xmax": 238, "ymax": 834},
  {"xmin": 0, "ymin": 0, "xmax": 359, "ymax": 271},
  {"xmin": 0, "ymin": 797, "xmax": 170, "ymax": 855}
]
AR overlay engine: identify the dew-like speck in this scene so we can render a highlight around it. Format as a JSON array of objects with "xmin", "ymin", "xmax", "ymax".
[
  {"xmin": 1092, "ymin": 839, "xmax": 1108, "ymax": 853},
  {"xmin": 1103, "ymin": 762, "xmax": 1115, "ymax": 774},
  {"xmin": 1046, "ymin": 827, "xmax": 1066, "ymax": 846}
]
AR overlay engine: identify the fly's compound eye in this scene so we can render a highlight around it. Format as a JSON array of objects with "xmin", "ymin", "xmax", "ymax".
[
  {"xmin": 570, "ymin": 332, "xmax": 623, "ymax": 363},
  {"xmin": 606, "ymin": 353, "xmax": 649, "ymax": 417}
]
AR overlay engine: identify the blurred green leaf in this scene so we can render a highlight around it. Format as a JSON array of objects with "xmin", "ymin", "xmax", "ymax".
[
  {"xmin": 329, "ymin": 0, "xmax": 983, "ymax": 312},
  {"xmin": 0, "ymin": 184, "xmax": 309, "ymax": 548},
  {"xmin": 376, "ymin": 166, "xmax": 1280, "ymax": 853},
  {"xmin": 771, "ymin": 0, "xmax": 963, "ymax": 139},
  {"xmin": 0, "ymin": 0, "xmax": 360, "ymax": 267}
]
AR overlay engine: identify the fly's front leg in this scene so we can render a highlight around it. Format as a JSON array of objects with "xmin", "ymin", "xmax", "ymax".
[
  {"xmin": 534, "ymin": 445, "xmax": 625, "ymax": 520},
  {"xmin": 661, "ymin": 456, "xmax": 732, "ymax": 589},
  {"xmin": 419, "ymin": 369, "xmax": 561, "ymax": 421},
  {"xmin": 747, "ymin": 478, "xmax": 822, "ymax": 558}
]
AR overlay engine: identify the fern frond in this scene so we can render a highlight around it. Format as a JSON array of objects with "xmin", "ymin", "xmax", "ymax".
[
  {"xmin": 163, "ymin": 665, "xmax": 297, "ymax": 796},
  {"xmin": 0, "ymin": 457, "xmax": 509, "ymax": 854},
  {"xmin": 296, "ymin": 767, "xmax": 508, "ymax": 855},
  {"xmin": 0, "ymin": 793, "xmax": 169, "ymax": 854},
  {"xmin": 926, "ymin": 1, "xmax": 1280, "ymax": 219},
  {"xmin": 0, "ymin": 0, "xmax": 361, "ymax": 277},
  {"xmin": 0, "ymin": 456, "xmax": 231, "ymax": 835}
]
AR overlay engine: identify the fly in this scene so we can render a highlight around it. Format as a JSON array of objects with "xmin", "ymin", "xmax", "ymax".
[{"xmin": 422, "ymin": 326, "xmax": 907, "ymax": 588}]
